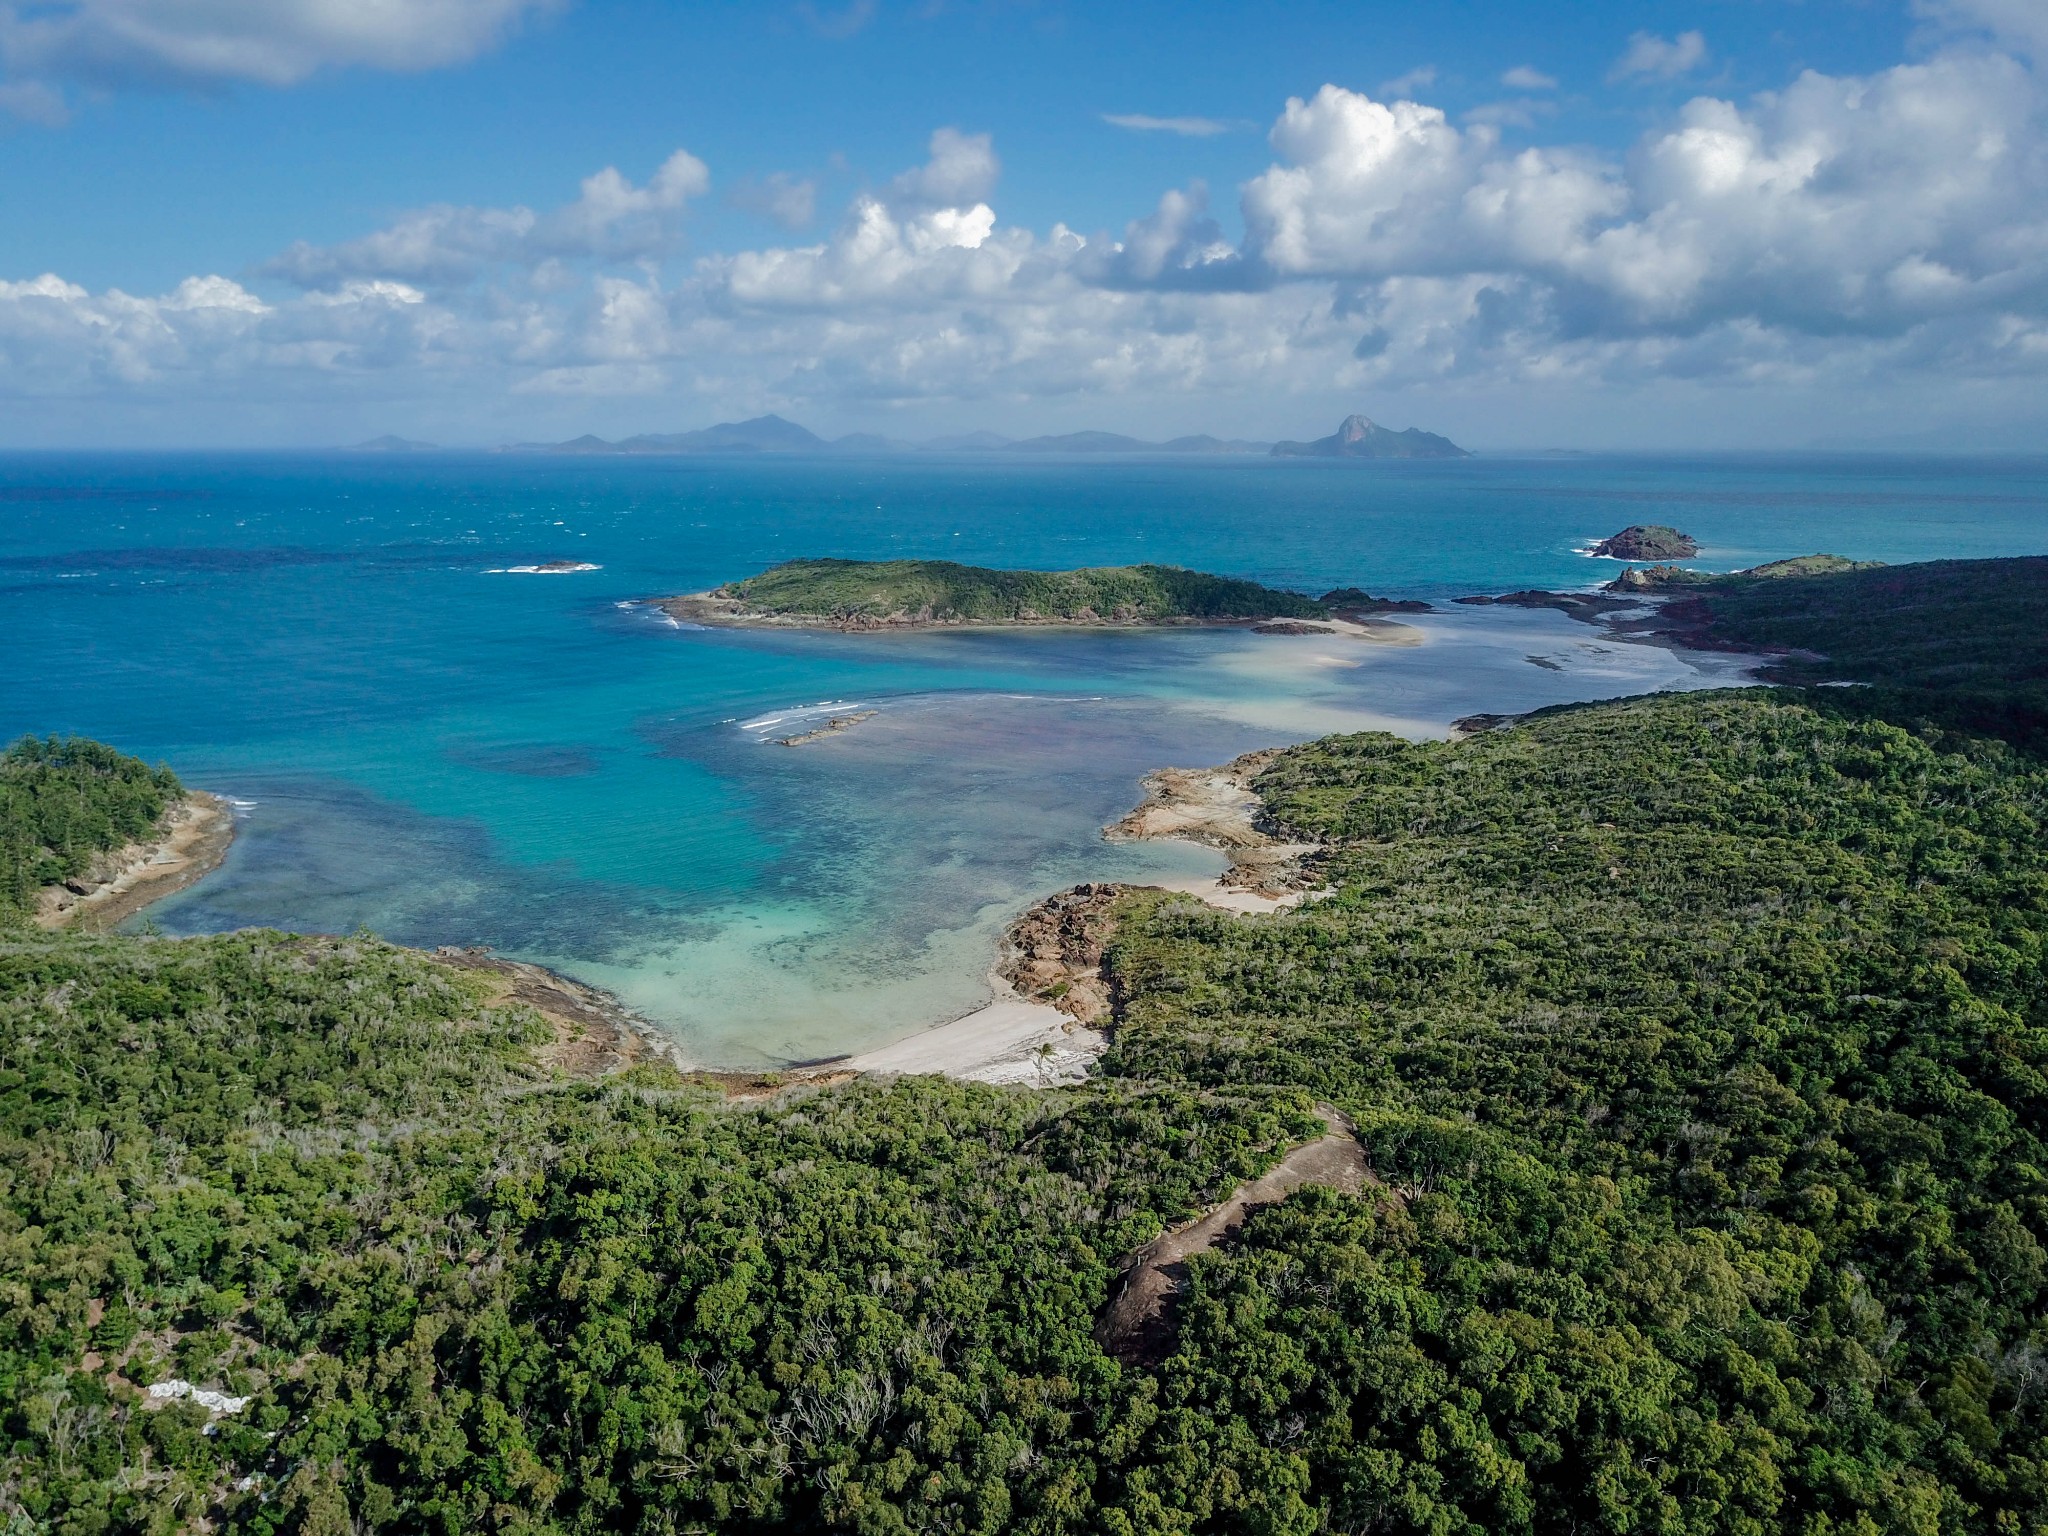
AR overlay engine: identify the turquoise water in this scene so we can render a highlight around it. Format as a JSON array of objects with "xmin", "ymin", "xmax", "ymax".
[{"xmin": 4, "ymin": 451, "xmax": 2045, "ymax": 1064}]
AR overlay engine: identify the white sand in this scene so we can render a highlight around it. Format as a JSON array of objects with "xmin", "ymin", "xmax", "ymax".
[
  {"xmin": 845, "ymin": 992, "xmax": 1104, "ymax": 1085},
  {"xmin": 1146, "ymin": 875, "xmax": 1325, "ymax": 915}
]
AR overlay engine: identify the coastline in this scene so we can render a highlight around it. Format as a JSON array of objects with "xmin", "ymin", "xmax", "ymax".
[
  {"xmin": 35, "ymin": 792, "xmax": 236, "ymax": 932},
  {"xmin": 847, "ymin": 752, "xmax": 1333, "ymax": 1085},
  {"xmin": 655, "ymin": 589, "xmax": 1423, "ymax": 642}
]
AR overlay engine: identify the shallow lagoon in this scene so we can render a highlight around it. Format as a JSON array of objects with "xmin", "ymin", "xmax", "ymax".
[{"xmin": 3, "ymin": 451, "xmax": 2043, "ymax": 1064}]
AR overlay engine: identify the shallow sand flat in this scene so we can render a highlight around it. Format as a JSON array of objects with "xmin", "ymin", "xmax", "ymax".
[{"xmin": 845, "ymin": 992, "xmax": 1103, "ymax": 1085}]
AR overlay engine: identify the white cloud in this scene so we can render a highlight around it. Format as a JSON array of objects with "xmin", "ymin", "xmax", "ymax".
[
  {"xmin": 887, "ymin": 127, "xmax": 998, "ymax": 208},
  {"xmin": 4, "ymin": 43, "xmax": 2047, "ymax": 444},
  {"xmin": 1502, "ymin": 66, "xmax": 1558, "ymax": 91},
  {"xmin": 0, "ymin": 0, "xmax": 559, "ymax": 114},
  {"xmin": 265, "ymin": 149, "xmax": 708, "ymax": 288},
  {"xmin": 1920, "ymin": 0, "xmax": 2048, "ymax": 60},
  {"xmin": 1610, "ymin": 30, "xmax": 1709, "ymax": 83},
  {"xmin": 1235, "ymin": 56, "xmax": 2048, "ymax": 345},
  {"xmin": 731, "ymin": 172, "xmax": 820, "ymax": 231},
  {"xmin": 1102, "ymin": 113, "xmax": 1235, "ymax": 137}
]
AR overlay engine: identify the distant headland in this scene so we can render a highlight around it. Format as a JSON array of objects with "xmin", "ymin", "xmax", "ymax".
[
  {"xmin": 656, "ymin": 558, "xmax": 1431, "ymax": 633},
  {"xmin": 499, "ymin": 411, "xmax": 1466, "ymax": 460}
]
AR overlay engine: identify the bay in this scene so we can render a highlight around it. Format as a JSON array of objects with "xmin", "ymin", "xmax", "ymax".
[{"xmin": 4, "ymin": 450, "xmax": 2043, "ymax": 1064}]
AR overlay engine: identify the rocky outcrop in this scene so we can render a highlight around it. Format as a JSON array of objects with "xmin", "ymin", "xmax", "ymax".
[
  {"xmin": 1319, "ymin": 587, "xmax": 1432, "ymax": 615},
  {"xmin": 433, "ymin": 948, "xmax": 680, "ymax": 1078},
  {"xmin": 1591, "ymin": 524, "xmax": 1698, "ymax": 560},
  {"xmin": 997, "ymin": 884, "xmax": 1127, "ymax": 1024},
  {"xmin": 776, "ymin": 711, "xmax": 876, "ymax": 746},
  {"xmin": 1106, "ymin": 750, "xmax": 1324, "ymax": 897}
]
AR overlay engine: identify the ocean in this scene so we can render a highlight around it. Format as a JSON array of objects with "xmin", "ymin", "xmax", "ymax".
[{"xmin": 4, "ymin": 449, "xmax": 2045, "ymax": 1065}]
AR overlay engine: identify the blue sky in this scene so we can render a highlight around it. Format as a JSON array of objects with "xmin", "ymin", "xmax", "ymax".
[{"xmin": 1, "ymin": 0, "xmax": 2043, "ymax": 448}]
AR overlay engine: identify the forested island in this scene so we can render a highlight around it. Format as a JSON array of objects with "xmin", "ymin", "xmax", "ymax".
[
  {"xmin": 661, "ymin": 558, "xmax": 1340, "ymax": 629},
  {"xmin": 5, "ymin": 553, "xmax": 2047, "ymax": 1535}
]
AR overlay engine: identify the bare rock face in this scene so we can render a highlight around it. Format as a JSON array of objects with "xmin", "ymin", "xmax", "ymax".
[
  {"xmin": 998, "ymin": 884, "xmax": 1127, "ymax": 1024},
  {"xmin": 1591, "ymin": 524, "xmax": 1698, "ymax": 561}
]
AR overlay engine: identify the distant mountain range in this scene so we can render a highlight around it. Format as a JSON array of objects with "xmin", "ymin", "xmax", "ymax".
[
  {"xmin": 1270, "ymin": 414, "xmax": 1469, "ymax": 459},
  {"xmin": 500, "ymin": 412, "xmax": 1465, "ymax": 459}
]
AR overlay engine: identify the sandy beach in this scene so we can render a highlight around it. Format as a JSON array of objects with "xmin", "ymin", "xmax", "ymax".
[
  {"xmin": 36, "ymin": 792, "xmax": 236, "ymax": 932},
  {"xmin": 846, "ymin": 749, "xmax": 1332, "ymax": 1083},
  {"xmin": 844, "ymin": 988, "xmax": 1104, "ymax": 1085}
]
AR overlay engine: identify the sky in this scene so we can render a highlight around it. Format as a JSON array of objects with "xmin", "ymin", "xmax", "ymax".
[{"xmin": 1, "ymin": 0, "xmax": 2045, "ymax": 449}]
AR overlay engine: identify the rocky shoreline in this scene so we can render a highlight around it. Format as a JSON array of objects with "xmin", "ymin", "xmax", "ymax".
[{"xmin": 35, "ymin": 792, "xmax": 236, "ymax": 932}]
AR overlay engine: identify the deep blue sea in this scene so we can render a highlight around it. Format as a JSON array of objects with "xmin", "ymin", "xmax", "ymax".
[{"xmin": 5, "ymin": 451, "xmax": 2046, "ymax": 1064}]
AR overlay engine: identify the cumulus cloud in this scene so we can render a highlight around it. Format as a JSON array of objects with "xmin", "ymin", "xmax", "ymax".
[
  {"xmin": 1501, "ymin": 66, "xmax": 1557, "ymax": 91},
  {"xmin": 4, "ymin": 42, "xmax": 2047, "ymax": 439},
  {"xmin": 1610, "ymin": 30, "xmax": 1709, "ymax": 83},
  {"xmin": 1236, "ymin": 58, "xmax": 2048, "ymax": 346},
  {"xmin": 1102, "ymin": 113, "xmax": 1236, "ymax": 137},
  {"xmin": 887, "ymin": 127, "xmax": 998, "ymax": 209},
  {"xmin": 265, "ymin": 149, "xmax": 709, "ymax": 288},
  {"xmin": 0, "ymin": 0, "xmax": 558, "ymax": 115}
]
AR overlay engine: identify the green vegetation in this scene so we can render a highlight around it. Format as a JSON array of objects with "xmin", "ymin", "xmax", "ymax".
[
  {"xmin": 714, "ymin": 559, "xmax": 1327, "ymax": 624},
  {"xmin": 7, "ymin": 555, "xmax": 2048, "ymax": 1534},
  {"xmin": 1678, "ymin": 556, "xmax": 2048, "ymax": 705},
  {"xmin": 1, "ymin": 737, "xmax": 181, "ymax": 922},
  {"xmin": 0, "ymin": 919, "xmax": 1316, "ymax": 1533},
  {"xmin": 1613, "ymin": 553, "xmax": 1880, "ymax": 589},
  {"xmin": 1088, "ymin": 688, "xmax": 2048, "ymax": 1534}
]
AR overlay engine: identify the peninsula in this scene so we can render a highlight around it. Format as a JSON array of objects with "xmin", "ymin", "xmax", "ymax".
[{"xmin": 659, "ymin": 557, "xmax": 1341, "ymax": 630}]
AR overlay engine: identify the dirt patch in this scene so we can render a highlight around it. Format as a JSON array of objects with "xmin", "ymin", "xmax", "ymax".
[
  {"xmin": 1098, "ymin": 1108, "xmax": 1378, "ymax": 1366},
  {"xmin": 36, "ymin": 792, "xmax": 235, "ymax": 932}
]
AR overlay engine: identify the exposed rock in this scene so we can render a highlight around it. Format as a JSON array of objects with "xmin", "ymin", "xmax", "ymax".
[
  {"xmin": 776, "ymin": 711, "xmax": 877, "ymax": 746},
  {"xmin": 1320, "ymin": 586, "xmax": 1433, "ymax": 614},
  {"xmin": 1106, "ymin": 751, "xmax": 1324, "ymax": 896},
  {"xmin": 997, "ymin": 884, "xmax": 1127, "ymax": 1025},
  {"xmin": 433, "ymin": 948, "xmax": 679, "ymax": 1079},
  {"xmin": 1591, "ymin": 524, "xmax": 1698, "ymax": 561}
]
